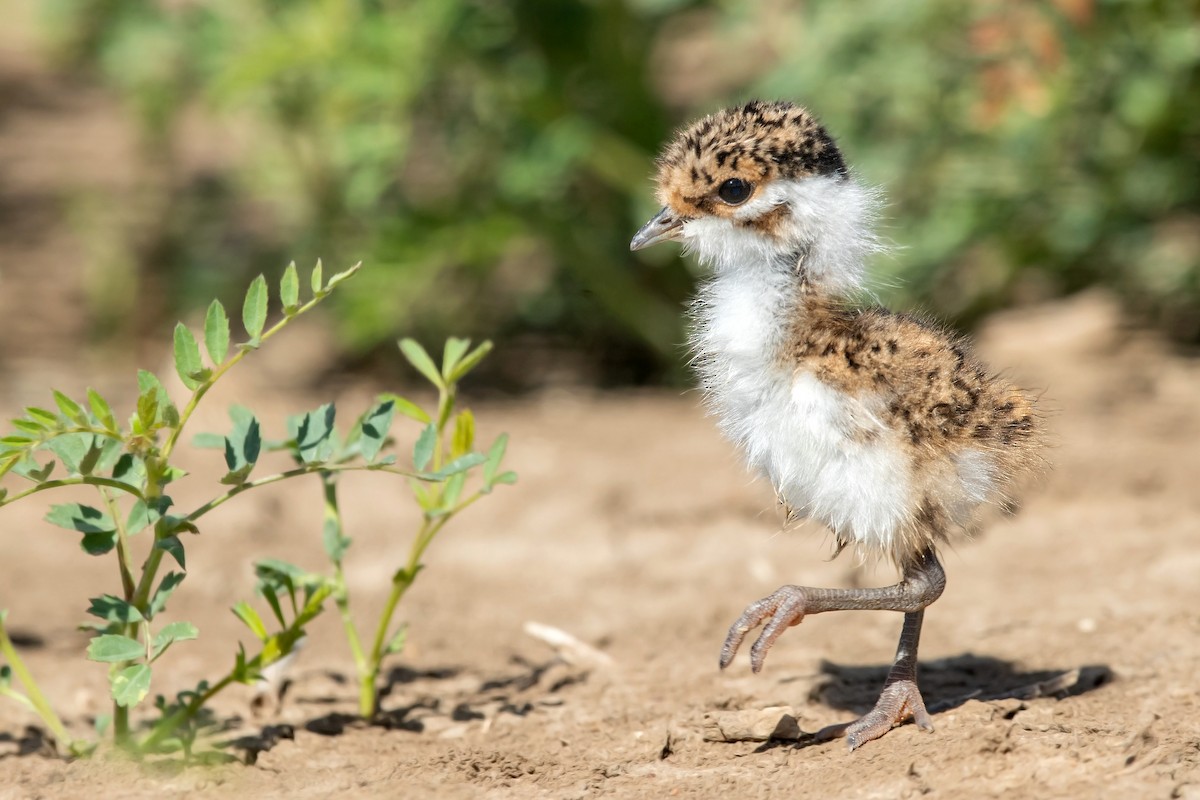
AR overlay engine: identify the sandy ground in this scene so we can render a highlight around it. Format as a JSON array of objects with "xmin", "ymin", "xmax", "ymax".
[
  {"xmin": 3, "ymin": 9, "xmax": 1200, "ymax": 798},
  {"xmin": 2, "ymin": 292, "xmax": 1200, "ymax": 800}
]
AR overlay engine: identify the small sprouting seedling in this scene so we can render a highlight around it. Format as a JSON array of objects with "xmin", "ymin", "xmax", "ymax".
[
  {"xmin": 277, "ymin": 337, "xmax": 516, "ymax": 718},
  {"xmin": 138, "ymin": 560, "xmax": 331, "ymax": 756}
]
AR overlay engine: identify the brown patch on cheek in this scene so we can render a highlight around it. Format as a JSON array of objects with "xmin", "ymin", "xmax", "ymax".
[{"xmin": 737, "ymin": 203, "xmax": 789, "ymax": 236}]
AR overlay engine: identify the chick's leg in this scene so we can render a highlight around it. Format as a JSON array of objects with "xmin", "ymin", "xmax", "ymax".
[
  {"xmin": 832, "ymin": 608, "xmax": 932, "ymax": 750},
  {"xmin": 719, "ymin": 548, "xmax": 945, "ymax": 749}
]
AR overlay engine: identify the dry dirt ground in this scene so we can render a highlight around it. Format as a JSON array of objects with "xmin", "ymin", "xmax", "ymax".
[
  {"xmin": 2, "ymin": 294, "xmax": 1199, "ymax": 800},
  {"xmin": 3, "ymin": 11, "xmax": 1200, "ymax": 800}
]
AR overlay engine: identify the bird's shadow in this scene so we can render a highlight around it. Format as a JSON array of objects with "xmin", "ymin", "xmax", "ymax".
[
  {"xmin": 807, "ymin": 652, "xmax": 1111, "ymax": 715},
  {"xmin": 751, "ymin": 653, "xmax": 1112, "ymax": 753}
]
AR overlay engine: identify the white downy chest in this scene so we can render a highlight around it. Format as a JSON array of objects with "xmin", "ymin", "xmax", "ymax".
[{"xmin": 691, "ymin": 274, "xmax": 913, "ymax": 549}]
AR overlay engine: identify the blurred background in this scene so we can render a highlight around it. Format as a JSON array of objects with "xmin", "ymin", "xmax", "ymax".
[{"xmin": 1, "ymin": 0, "xmax": 1197, "ymax": 389}]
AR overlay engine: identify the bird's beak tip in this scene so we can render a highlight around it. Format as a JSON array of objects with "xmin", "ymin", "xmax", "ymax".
[{"xmin": 630, "ymin": 207, "xmax": 683, "ymax": 252}]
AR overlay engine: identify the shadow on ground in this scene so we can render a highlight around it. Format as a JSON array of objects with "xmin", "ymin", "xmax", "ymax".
[{"xmin": 807, "ymin": 653, "xmax": 1113, "ymax": 716}]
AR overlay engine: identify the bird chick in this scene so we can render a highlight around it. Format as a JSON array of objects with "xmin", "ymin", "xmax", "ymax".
[{"xmin": 632, "ymin": 100, "xmax": 1044, "ymax": 750}]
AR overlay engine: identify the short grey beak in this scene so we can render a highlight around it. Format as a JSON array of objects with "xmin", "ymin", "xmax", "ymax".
[{"xmin": 630, "ymin": 207, "xmax": 683, "ymax": 251}]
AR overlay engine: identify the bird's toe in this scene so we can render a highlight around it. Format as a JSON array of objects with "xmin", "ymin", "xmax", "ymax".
[{"xmin": 843, "ymin": 679, "xmax": 933, "ymax": 751}]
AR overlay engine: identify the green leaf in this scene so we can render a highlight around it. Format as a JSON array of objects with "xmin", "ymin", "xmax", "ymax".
[
  {"xmin": 442, "ymin": 471, "xmax": 466, "ymax": 509},
  {"xmin": 87, "ymin": 634, "xmax": 144, "ymax": 663},
  {"xmin": 492, "ymin": 471, "xmax": 518, "ymax": 486},
  {"xmin": 297, "ymin": 584, "xmax": 332, "ymax": 625},
  {"xmin": 162, "ymin": 515, "xmax": 198, "ymax": 536},
  {"xmin": 77, "ymin": 438, "xmax": 105, "ymax": 475},
  {"xmin": 261, "ymin": 587, "xmax": 286, "ymax": 629},
  {"xmin": 483, "ymin": 433, "xmax": 509, "ymax": 485},
  {"xmin": 79, "ymin": 530, "xmax": 118, "ymax": 556},
  {"xmin": 160, "ymin": 465, "xmax": 188, "ymax": 485},
  {"xmin": 148, "ymin": 572, "xmax": 185, "ymax": 619},
  {"xmin": 254, "ymin": 558, "xmax": 315, "ymax": 590},
  {"xmin": 52, "ymin": 391, "xmax": 88, "ymax": 426},
  {"xmin": 15, "ymin": 456, "xmax": 55, "ymax": 483},
  {"xmin": 322, "ymin": 516, "xmax": 350, "ymax": 564},
  {"xmin": 11, "ymin": 419, "xmax": 45, "ymax": 434},
  {"xmin": 451, "ymin": 410, "xmax": 475, "ymax": 458},
  {"xmin": 173, "ymin": 323, "xmax": 205, "ymax": 390},
  {"xmin": 222, "ymin": 410, "xmax": 262, "ymax": 483},
  {"xmin": 87, "ymin": 596, "xmax": 144, "ymax": 625},
  {"xmin": 152, "ymin": 621, "xmax": 198, "ymax": 659},
  {"xmin": 46, "ymin": 433, "xmax": 93, "ymax": 475},
  {"xmin": 242, "ymin": 274, "xmax": 268, "ymax": 339},
  {"xmin": 442, "ymin": 338, "xmax": 471, "ymax": 381},
  {"xmin": 426, "ymin": 453, "xmax": 486, "ymax": 480},
  {"xmin": 0, "ymin": 435, "xmax": 33, "ymax": 447},
  {"xmin": 25, "ymin": 407, "xmax": 59, "ymax": 427},
  {"xmin": 413, "ymin": 423, "xmax": 437, "ymax": 471},
  {"xmin": 382, "ymin": 393, "xmax": 430, "ymax": 424},
  {"xmin": 310, "ymin": 259, "xmax": 323, "ymax": 296},
  {"xmin": 87, "ymin": 388, "xmax": 118, "ymax": 433},
  {"xmin": 46, "ymin": 503, "xmax": 117, "ymax": 555},
  {"xmin": 448, "ymin": 340, "xmax": 494, "ymax": 383},
  {"xmin": 260, "ymin": 634, "xmax": 283, "ymax": 667},
  {"xmin": 219, "ymin": 465, "xmax": 253, "ymax": 486},
  {"xmin": 409, "ymin": 478, "xmax": 436, "ymax": 512},
  {"xmin": 231, "ymin": 643, "xmax": 252, "ymax": 683},
  {"xmin": 227, "ymin": 415, "xmax": 263, "ymax": 468},
  {"xmin": 289, "ymin": 404, "xmax": 336, "ymax": 464},
  {"xmin": 126, "ymin": 500, "xmax": 156, "ymax": 535},
  {"xmin": 111, "ymin": 664, "xmax": 151, "ymax": 707},
  {"xmin": 204, "ymin": 299, "xmax": 230, "ymax": 365},
  {"xmin": 112, "ymin": 453, "xmax": 144, "ymax": 484},
  {"xmin": 232, "ymin": 602, "xmax": 268, "ymax": 641},
  {"xmin": 191, "ymin": 432, "xmax": 225, "ymax": 448},
  {"xmin": 383, "ymin": 624, "xmax": 408, "ymax": 655},
  {"xmin": 126, "ymin": 496, "xmax": 171, "ymax": 536},
  {"xmin": 136, "ymin": 387, "xmax": 159, "ymax": 431},
  {"xmin": 137, "ymin": 369, "xmax": 169, "ymax": 400},
  {"xmin": 324, "ymin": 261, "xmax": 361, "ymax": 291},
  {"xmin": 398, "ymin": 339, "xmax": 444, "ymax": 389},
  {"xmin": 155, "ymin": 536, "xmax": 186, "ymax": 570},
  {"xmin": 359, "ymin": 400, "xmax": 395, "ymax": 462},
  {"xmin": 280, "ymin": 261, "xmax": 300, "ymax": 312}
]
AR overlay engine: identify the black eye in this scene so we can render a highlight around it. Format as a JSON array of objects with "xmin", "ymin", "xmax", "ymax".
[{"xmin": 717, "ymin": 178, "xmax": 752, "ymax": 205}]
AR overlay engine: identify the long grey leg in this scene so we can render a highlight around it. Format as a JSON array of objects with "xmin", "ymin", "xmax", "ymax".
[
  {"xmin": 720, "ymin": 548, "xmax": 945, "ymax": 672},
  {"xmin": 719, "ymin": 549, "xmax": 945, "ymax": 750}
]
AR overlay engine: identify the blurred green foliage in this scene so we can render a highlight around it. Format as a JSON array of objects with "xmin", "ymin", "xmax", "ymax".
[
  {"xmin": 754, "ymin": 0, "xmax": 1200, "ymax": 339},
  {"xmin": 39, "ymin": 0, "xmax": 1200, "ymax": 384},
  {"xmin": 44, "ymin": 0, "xmax": 693, "ymax": 382}
]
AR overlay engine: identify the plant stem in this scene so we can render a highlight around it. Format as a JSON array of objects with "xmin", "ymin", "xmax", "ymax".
[
  {"xmin": 183, "ymin": 463, "xmax": 422, "ymax": 527},
  {"xmin": 0, "ymin": 476, "xmax": 144, "ymax": 509},
  {"xmin": 0, "ymin": 615, "xmax": 78, "ymax": 754},
  {"xmin": 320, "ymin": 473, "xmax": 370, "ymax": 712},
  {"xmin": 99, "ymin": 488, "xmax": 137, "ymax": 600},
  {"xmin": 358, "ymin": 513, "xmax": 450, "ymax": 718}
]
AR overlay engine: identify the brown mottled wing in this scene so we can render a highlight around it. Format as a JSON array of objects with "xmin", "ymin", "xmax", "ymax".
[{"xmin": 789, "ymin": 303, "xmax": 1042, "ymax": 472}]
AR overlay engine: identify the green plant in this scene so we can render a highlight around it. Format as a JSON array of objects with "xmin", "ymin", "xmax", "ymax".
[
  {"xmin": 0, "ymin": 262, "xmax": 514, "ymax": 757},
  {"xmin": 285, "ymin": 338, "xmax": 516, "ymax": 718}
]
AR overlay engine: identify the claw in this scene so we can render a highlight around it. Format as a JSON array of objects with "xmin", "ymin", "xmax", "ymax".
[
  {"xmin": 719, "ymin": 586, "xmax": 807, "ymax": 671},
  {"xmin": 843, "ymin": 679, "xmax": 933, "ymax": 751}
]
